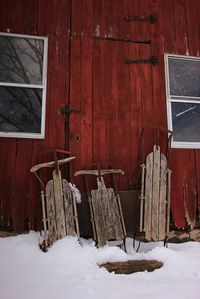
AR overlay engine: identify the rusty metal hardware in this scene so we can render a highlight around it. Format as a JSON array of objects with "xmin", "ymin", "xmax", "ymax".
[
  {"xmin": 58, "ymin": 104, "xmax": 82, "ymax": 116},
  {"xmin": 93, "ymin": 36, "xmax": 151, "ymax": 45},
  {"xmin": 124, "ymin": 55, "xmax": 158, "ymax": 65},
  {"xmin": 124, "ymin": 15, "xmax": 157, "ymax": 24}
]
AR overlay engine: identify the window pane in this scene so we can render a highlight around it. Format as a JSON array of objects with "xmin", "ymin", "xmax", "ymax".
[
  {"xmin": 0, "ymin": 36, "xmax": 44, "ymax": 85},
  {"xmin": 169, "ymin": 58, "xmax": 200, "ymax": 97},
  {"xmin": 172, "ymin": 102, "xmax": 200, "ymax": 142},
  {"xmin": 0, "ymin": 86, "xmax": 42, "ymax": 133}
]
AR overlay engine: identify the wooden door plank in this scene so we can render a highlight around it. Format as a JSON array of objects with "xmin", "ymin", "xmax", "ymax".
[
  {"xmin": 138, "ymin": 0, "xmax": 155, "ymax": 155},
  {"xmin": 117, "ymin": 41, "xmax": 131, "ymax": 189},
  {"xmin": 0, "ymin": 0, "xmax": 8, "ymax": 31},
  {"xmin": 186, "ymin": 0, "xmax": 199, "ymax": 56},
  {"xmin": 105, "ymin": 41, "xmax": 119, "ymax": 171},
  {"xmin": 161, "ymin": 0, "xmax": 176, "ymax": 53},
  {"xmin": 92, "ymin": 40, "xmax": 106, "ymax": 163},
  {"xmin": 174, "ymin": 0, "xmax": 188, "ymax": 55},
  {"xmin": 80, "ymin": 38, "xmax": 93, "ymax": 167},
  {"xmin": 69, "ymin": 37, "xmax": 82, "ymax": 186}
]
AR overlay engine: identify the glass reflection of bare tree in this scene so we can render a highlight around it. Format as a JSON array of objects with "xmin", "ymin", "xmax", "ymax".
[{"xmin": 0, "ymin": 36, "xmax": 44, "ymax": 133}]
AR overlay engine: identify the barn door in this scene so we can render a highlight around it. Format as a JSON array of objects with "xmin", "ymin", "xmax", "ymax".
[{"xmin": 69, "ymin": 37, "xmax": 155, "ymax": 190}]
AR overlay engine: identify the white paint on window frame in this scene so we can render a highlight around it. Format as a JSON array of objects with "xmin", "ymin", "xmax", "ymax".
[
  {"xmin": 0, "ymin": 32, "xmax": 48, "ymax": 139},
  {"xmin": 164, "ymin": 53, "xmax": 200, "ymax": 149}
]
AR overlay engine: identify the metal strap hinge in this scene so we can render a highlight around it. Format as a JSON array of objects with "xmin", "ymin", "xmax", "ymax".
[
  {"xmin": 124, "ymin": 55, "xmax": 158, "ymax": 65},
  {"xmin": 124, "ymin": 15, "xmax": 157, "ymax": 24}
]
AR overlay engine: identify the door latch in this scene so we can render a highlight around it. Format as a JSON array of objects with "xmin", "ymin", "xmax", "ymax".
[{"xmin": 58, "ymin": 104, "xmax": 82, "ymax": 117}]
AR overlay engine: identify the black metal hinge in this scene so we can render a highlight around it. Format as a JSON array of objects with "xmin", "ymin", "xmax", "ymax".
[
  {"xmin": 124, "ymin": 55, "xmax": 158, "ymax": 65},
  {"xmin": 124, "ymin": 15, "xmax": 157, "ymax": 24},
  {"xmin": 58, "ymin": 104, "xmax": 82, "ymax": 117}
]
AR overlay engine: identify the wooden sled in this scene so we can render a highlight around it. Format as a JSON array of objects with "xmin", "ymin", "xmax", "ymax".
[
  {"xmin": 74, "ymin": 168, "xmax": 126, "ymax": 249},
  {"xmin": 31, "ymin": 154, "xmax": 80, "ymax": 251},
  {"xmin": 139, "ymin": 145, "xmax": 171, "ymax": 242}
]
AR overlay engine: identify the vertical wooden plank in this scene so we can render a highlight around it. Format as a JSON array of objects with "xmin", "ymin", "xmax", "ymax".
[
  {"xmin": 93, "ymin": 0, "xmax": 106, "ymax": 38},
  {"xmin": 161, "ymin": 0, "xmax": 176, "ymax": 54},
  {"xmin": 127, "ymin": 0, "xmax": 140, "ymax": 40},
  {"xmin": 174, "ymin": 0, "xmax": 188, "ymax": 55},
  {"xmin": 129, "ymin": 43, "xmax": 143, "ymax": 187},
  {"xmin": 169, "ymin": 149, "xmax": 196, "ymax": 228},
  {"xmin": 0, "ymin": 139, "xmax": 16, "ymax": 230},
  {"xmin": 47, "ymin": 0, "xmax": 70, "ymax": 151},
  {"xmin": 80, "ymin": 38, "xmax": 93, "ymax": 167},
  {"xmin": 117, "ymin": 41, "xmax": 131, "ymax": 189},
  {"xmin": 81, "ymin": 0, "xmax": 94, "ymax": 37},
  {"xmin": 105, "ymin": 41, "xmax": 119, "ymax": 175},
  {"xmin": 92, "ymin": 40, "xmax": 106, "ymax": 164},
  {"xmin": 69, "ymin": 38, "xmax": 82, "ymax": 186},
  {"xmin": 151, "ymin": 0, "xmax": 168, "ymax": 153},
  {"xmin": 6, "ymin": 0, "xmax": 23, "ymax": 33},
  {"xmin": 138, "ymin": 1, "xmax": 155, "ymax": 158},
  {"xmin": 13, "ymin": 140, "xmax": 33, "ymax": 231},
  {"xmin": 22, "ymin": 0, "xmax": 38, "ymax": 35},
  {"xmin": 71, "ymin": 0, "xmax": 82, "ymax": 35},
  {"xmin": 186, "ymin": 0, "xmax": 199, "ymax": 57},
  {"xmin": 0, "ymin": 0, "xmax": 8, "ymax": 31},
  {"xmin": 127, "ymin": 0, "xmax": 142, "ymax": 187}
]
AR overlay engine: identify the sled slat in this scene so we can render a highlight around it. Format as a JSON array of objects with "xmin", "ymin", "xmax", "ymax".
[
  {"xmin": 53, "ymin": 170, "xmax": 66, "ymax": 239},
  {"xmin": 91, "ymin": 178, "xmax": 124, "ymax": 247},
  {"xmin": 46, "ymin": 180, "xmax": 57, "ymax": 245},
  {"xmin": 144, "ymin": 152, "xmax": 153, "ymax": 241},
  {"xmin": 62, "ymin": 179, "xmax": 76, "ymax": 236},
  {"xmin": 140, "ymin": 145, "xmax": 171, "ymax": 242},
  {"xmin": 152, "ymin": 145, "xmax": 160, "ymax": 241}
]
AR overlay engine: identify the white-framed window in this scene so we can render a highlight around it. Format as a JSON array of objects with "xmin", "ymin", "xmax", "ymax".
[
  {"xmin": 0, "ymin": 32, "xmax": 48, "ymax": 139},
  {"xmin": 164, "ymin": 54, "xmax": 200, "ymax": 148}
]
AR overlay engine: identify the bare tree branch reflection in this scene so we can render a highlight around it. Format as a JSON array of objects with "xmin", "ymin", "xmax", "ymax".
[{"xmin": 0, "ymin": 36, "xmax": 45, "ymax": 133}]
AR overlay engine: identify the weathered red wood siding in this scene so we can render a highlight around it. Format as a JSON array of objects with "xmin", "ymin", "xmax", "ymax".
[{"xmin": 0, "ymin": 0, "xmax": 199, "ymax": 233}]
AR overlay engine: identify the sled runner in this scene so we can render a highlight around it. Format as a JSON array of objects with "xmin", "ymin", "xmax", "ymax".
[
  {"xmin": 139, "ymin": 145, "xmax": 171, "ymax": 242},
  {"xmin": 74, "ymin": 168, "xmax": 126, "ymax": 249},
  {"xmin": 31, "ymin": 151, "xmax": 80, "ymax": 251}
]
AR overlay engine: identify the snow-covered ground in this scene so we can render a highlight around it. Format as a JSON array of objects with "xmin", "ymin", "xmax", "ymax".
[{"xmin": 0, "ymin": 232, "xmax": 200, "ymax": 299}]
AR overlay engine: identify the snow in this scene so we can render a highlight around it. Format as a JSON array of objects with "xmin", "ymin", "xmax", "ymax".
[
  {"xmin": 69, "ymin": 183, "xmax": 81, "ymax": 204},
  {"xmin": 0, "ymin": 232, "xmax": 200, "ymax": 299}
]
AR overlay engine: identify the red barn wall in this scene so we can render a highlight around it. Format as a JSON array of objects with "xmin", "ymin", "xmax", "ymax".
[{"xmin": 0, "ymin": 0, "xmax": 199, "ymax": 233}]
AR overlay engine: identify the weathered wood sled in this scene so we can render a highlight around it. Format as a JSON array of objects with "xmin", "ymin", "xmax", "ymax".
[
  {"xmin": 31, "ymin": 153, "xmax": 80, "ymax": 251},
  {"xmin": 74, "ymin": 168, "xmax": 127, "ymax": 249},
  {"xmin": 139, "ymin": 145, "xmax": 171, "ymax": 243}
]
